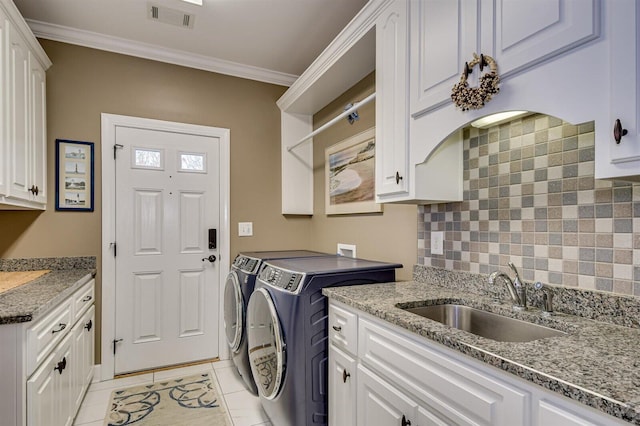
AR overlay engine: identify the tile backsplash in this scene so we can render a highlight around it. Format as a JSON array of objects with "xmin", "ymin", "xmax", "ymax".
[{"xmin": 418, "ymin": 114, "xmax": 640, "ymax": 296}]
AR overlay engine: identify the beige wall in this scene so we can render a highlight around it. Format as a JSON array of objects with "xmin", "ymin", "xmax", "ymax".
[
  {"xmin": 310, "ymin": 73, "xmax": 417, "ymax": 280},
  {"xmin": 0, "ymin": 40, "xmax": 312, "ymax": 359},
  {"xmin": 0, "ymin": 40, "xmax": 315, "ymax": 260},
  {"xmin": 0, "ymin": 43, "xmax": 417, "ymax": 363}
]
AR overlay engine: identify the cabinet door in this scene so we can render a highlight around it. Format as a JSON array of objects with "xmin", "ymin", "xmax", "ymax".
[
  {"xmin": 537, "ymin": 399, "xmax": 607, "ymax": 426},
  {"xmin": 0, "ymin": 6, "xmax": 7, "ymax": 197},
  {"xmin": 410, "ymin": 0, "xmax": 480, "ymax": 116},
  {"xmin": 7, "ymin": 24, "xmax": 31, "ymax": 202},
  {"xmin": 357, "ymin": 364, "xmax": 418, "ymax": 426},
  {"xmin": 27, "ymin": 353, "xmax": 58, "ymax": 426},
  {"xmin": 27, "ymin": 333, "xmax": 73, "ymax": 426},
  {"xmin": 72, "ymin": 306, "xmax": 94, "ymax": 413},
  {"xmin": 30, "ymin": 56, "xmax": 47, "ymax": 204},
  {"xmin": 487, "ymin": 0, "xmax": 600, "ymax": 79},
  {"xmin": 375, "ymin": 0, "xmax": 409, "ymax": 198},
  {"xmin": 329, "ymin": 345, "xmax": 356, "ymax": 426},
  {"xmin": 597, "ymin": 0, "xmax": 640, "ymax": 178}
]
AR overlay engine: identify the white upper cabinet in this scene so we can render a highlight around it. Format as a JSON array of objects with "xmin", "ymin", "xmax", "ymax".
[
  {"xmin": 410, "ymin": 0, "xmax": 600, "ymax": 118},
  {"xmin": 410, "ymin": 0, "xmax": 481, "ymax": 116},
  {"xmin": 0, "ymin": 7, "xmax": 6, "ymax": 198},
  {"xmin": 596, "ymin": 0, "xmax": 640, "ymax": 180},
  {"xmin": 375, "ymin": 0, "xmax": 409, "ymax": 198},
  {"xmin": 7, "ymin": 24, "xmax": 32, "ymax": 202},
  {"xmin": 0, "ymin": 0, "xmax": 52, "ymax": 209},
  {"xmin": 488, "ymin": 0, "xmax": 599, "ymax": 78}
]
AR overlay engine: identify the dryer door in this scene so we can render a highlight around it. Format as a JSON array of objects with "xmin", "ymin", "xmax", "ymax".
[
  {"xmin": 224, "ymin": 271, "xmax": 243, "ymax": 351},
  {"xmin": 247, "ymin": 287, "xmax": 285, "ymax": 400}
]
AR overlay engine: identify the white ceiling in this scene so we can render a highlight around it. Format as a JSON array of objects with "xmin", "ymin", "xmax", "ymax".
[{"xmin": 13, "ymin": 0, "xmax": 369, "ymax": 86}]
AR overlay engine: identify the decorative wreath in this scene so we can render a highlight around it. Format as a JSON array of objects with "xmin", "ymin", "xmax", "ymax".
[{"xmin": 451, "ymin": 53, "xmax": 500, "ymax": 111}]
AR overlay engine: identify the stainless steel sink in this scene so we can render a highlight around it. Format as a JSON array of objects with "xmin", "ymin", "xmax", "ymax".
[{"xmin": 403, "ymin": 304, "xmax": 566, "ymax": 342}]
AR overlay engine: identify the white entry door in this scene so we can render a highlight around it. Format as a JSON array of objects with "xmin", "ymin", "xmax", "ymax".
[{"xmin": 114, "ymin": 125, "xmax": 220, "ymax": 374}]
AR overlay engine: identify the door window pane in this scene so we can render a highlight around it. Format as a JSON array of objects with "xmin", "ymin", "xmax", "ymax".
[
  {"xmin": 133, "ymin": 148, "xmax": 164, "ymax": 170},
  {"xmin": 179, "ymin": 152, "xmax": 206, "ymax": 173}
]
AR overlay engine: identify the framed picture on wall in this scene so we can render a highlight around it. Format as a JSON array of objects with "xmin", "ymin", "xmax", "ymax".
[
  {"xmin": 325, "ymin": 127, "xmax": 382, "ymax": 215},
  {"xmin": 55, "ymin": 139, "xmax": 95, "ymax": 212}
]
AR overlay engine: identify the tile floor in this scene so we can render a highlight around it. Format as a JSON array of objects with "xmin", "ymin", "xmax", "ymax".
[{"xmin": 73, "ymin": 360, "xmax": 271, "ymax": 426}]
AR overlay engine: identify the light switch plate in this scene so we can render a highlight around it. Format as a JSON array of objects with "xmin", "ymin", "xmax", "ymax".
[
  {"xmin": 431, "ymin": 231, "xmax": 444, "ymax": 255},
  {"xmin": 238, "ymin": 222, "xmax": 253, "ymax": 237}
]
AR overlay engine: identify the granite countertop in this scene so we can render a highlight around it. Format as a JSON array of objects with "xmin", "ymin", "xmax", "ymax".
[
  {"xmin": 324, "ymin": 279, "xmax": 640, "ymax": 424},
  {"xmin": 0, "ymin": 257, "xmax": 96, "ymax": 325}
]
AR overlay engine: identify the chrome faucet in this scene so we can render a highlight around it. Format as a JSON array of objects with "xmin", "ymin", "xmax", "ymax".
[
  {"xmin": 534, "ymin": 281, "xmax": 554, "ymax": 316},
  {"xmin": 488, "ymin": 262, "xmax": 527, "ymax": 310}
]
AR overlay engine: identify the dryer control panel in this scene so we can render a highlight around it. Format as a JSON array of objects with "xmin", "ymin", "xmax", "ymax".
[{"xmin": 258, "ymin": 265, "xmax": 305, "ymax": 293}]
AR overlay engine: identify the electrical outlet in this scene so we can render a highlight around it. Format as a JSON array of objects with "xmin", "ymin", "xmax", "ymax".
[
  {"xmin": 431, "ymin": 231, "xmax": 444, "ymax": 255},
  {"xmin": 337, "ymin": 243, "xmax": 356, "ymax": 258},
  {"xmin": 238, "ymin": 222, "xmax": 253, "ymax": 237}
]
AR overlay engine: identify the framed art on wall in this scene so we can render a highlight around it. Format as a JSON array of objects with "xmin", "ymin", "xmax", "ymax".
[
  {"xmin": 55, "ymin": 139, "xmax": 95, "ymax": 211},
  {"xmin": 325, "ymin": 127, "xmax": 381, "ymax": 215}
]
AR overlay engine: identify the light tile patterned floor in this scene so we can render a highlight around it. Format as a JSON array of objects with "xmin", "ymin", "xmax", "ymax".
[{"xmin": 73, "ymin": 360, "xmax": 271, "ymax": 426}]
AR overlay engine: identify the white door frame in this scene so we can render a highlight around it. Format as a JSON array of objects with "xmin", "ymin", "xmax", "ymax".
[{"xmin": 100, "ymin": 113, "xmax": 230, "ymax": 381}]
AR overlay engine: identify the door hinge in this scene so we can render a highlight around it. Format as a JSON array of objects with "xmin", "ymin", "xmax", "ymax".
[
  {"xmin": 110, "ymin": 242, "xmax": 117, "ymax": 257},
  {"xmin": 113, "ymin": 338, "xmax": 123, "ymax": 355},
  {"xmin": 113, "ymin": 143, "xmax": 123, "ymax": 160}
]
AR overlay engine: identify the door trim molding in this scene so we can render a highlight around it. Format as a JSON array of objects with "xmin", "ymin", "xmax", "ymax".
[{"xmin": 100, "ymin": 113, "xmax": 230, "ymax": 381}]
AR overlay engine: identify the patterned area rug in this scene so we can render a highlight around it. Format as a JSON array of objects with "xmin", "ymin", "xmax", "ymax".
[{"xmin": 104, "ymin": 373, "xmax": 231, "ymax": 426}]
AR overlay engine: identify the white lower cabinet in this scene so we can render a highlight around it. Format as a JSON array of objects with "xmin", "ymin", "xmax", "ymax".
[
  {"xmin": 328, "ymin": 345, "xmax": 357, "ymax": 426},
  {"xmin": 26, "ymin": 295, "xmax": 94, "ymax": 426},
  {"xmin": 328, "ymin": 300, "xmax": 627, "ymax": 426},
  {"xmin": 27, "ymin": 333, "xmax": 73, "ymax": 426},
  {"xmin": 1, "ymin": 278, "xmax": 95, "ymax": 426},
  {"xmin": 72, "ymin": 307, "xmax": 95, "ymax": 413}
]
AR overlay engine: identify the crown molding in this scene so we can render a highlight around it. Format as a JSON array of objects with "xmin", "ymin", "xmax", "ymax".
[{"xmin": 26, "ymin": 19, "xmax": 298, "ymax": 87}]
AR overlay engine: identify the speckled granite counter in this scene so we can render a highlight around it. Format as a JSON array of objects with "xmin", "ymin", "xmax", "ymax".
[
  {"xmin": 323, "ymin": 265, "xmax": 640, "ymax": 425},
  {"xmin": 0, "ymin": 257, "xmax": 96, "ymax": 324}
]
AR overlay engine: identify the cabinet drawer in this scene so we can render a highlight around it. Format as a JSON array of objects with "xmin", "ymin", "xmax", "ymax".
[
  {"xmin": 73, "ymin": 279, "xmax": 95, "ymax": 321},
  {"xmin": 358, "ymin": 318, "xmax": 529, "ymax": 426},
  {"xmin": 329, "ymin": 302, "xmax": 358, "ymax": 355},
  {"xmin": 26, "ymin": 298, "xmax": 73, "ymax": 377}
]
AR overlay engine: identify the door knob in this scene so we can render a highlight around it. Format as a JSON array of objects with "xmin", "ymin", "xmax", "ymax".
[{"xmin": 202, "ymin": 255, "xmax": 217, "ymax": 263}]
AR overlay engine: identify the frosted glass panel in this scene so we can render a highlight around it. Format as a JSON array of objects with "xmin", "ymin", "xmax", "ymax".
[
  {"xmin": 133, "ymin": 148, "xmax": 163, "ymax": 170},
  {"xmin": 179, "ymin": 152, "xmax": 206, "ymax": 173}
]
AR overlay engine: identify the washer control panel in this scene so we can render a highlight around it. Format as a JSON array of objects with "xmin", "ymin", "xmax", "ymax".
[
  {"xmin": 258, "ymin": 265, "xmax": 305, "ymax": 293},
  {"xmin": 233, "ymin": 255, "xmax": 260, "ymax": 274}
]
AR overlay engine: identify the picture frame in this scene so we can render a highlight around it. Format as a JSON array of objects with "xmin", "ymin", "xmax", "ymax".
[
  {"xmin": 325, "ymin": 127, "xmax": 382, "ymax": 215},
  {"xmin": 55, "ymin": 139, "xmax": 95, "ymax": 212}
]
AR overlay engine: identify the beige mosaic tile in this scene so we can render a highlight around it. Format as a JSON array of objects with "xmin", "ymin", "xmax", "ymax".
[{"xmin": 419, "ymin": 113, "xmax": 640, "ymax": 296}]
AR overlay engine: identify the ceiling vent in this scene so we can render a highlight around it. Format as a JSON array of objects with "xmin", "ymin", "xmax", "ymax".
[{"xmin": 148, "ymin": 3, "xmax": 195, "ymax": 29}]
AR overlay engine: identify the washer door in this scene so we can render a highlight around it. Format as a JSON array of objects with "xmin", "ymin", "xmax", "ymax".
[
  {"xmin": 247, "ymin": 288, "xmax": 285, "ymax": 400},
  {"xmin": 223, "ymin": 271, "xmax": 243, "ymax": 351}
]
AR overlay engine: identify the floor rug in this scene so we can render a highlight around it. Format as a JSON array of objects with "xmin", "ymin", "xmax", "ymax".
[{"xmin": 104, "ymin": 373, "xmax": 231, "ymax": 426}]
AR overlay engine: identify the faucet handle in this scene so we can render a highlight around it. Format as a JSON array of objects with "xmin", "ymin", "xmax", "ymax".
[
  {"xmin": 534, "ymin": 281, "xmax": 554, "ymax": 316},
  {"xmin": 507, "ymin": 262, "xmax": 522, "ymax": 282}
]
